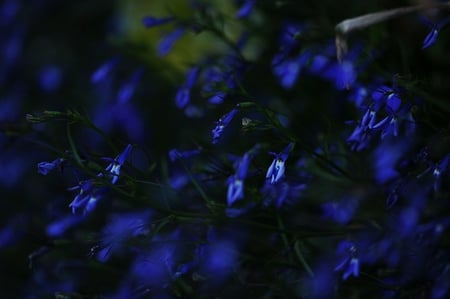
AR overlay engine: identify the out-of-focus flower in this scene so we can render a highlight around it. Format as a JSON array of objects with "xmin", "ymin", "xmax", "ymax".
[
  {"xmin": 38, "ymin": 65, "xmax": 63, "ymax": 93},
  {"xmin": 227, "ymin": 152, "xmax": 251, "ymax": 206},
  {"xmin": 95, "ymin": 211, "xmax": 151, "ymax": 262},
  {"xmin": 421, "ymin": 15, "xmax": 450, "ymax": 49},
  {"xmin": 273, "ymin": 52, "xmax": 310, "ymax": 89},
  {"xmin": 46, "ymin": 215, "xmax": 82, "ymax": 238},
  {"xmin": 175, "ymin": 66, "xmax": 199, "ymax": 109},
  {"xmin": 0, "ymin": 0, "xmax": 20, "ymax": 27},
  {"xmin": 272, "ymin": 22, "xmax": 303, "ymax": 66},
  {"xmin": 157, "ymin": 27, "xmax": 185, "ymax": 57},
  {"xmin": 90, "ymin": 56, "xmax": 120, "ymax": 84},
  {"xmin": 37, "ymin": 158, "xmax": 64, "ymax": 175},
  {"xmin": 169, "ymin": 148, "xmax": 201, "ymax": 162},
  {"xmin": 236, "ymin": 0, "xmax": 255, "ymax": 19},
  {"xmin": 322, "ymin": 196, "xmax": 359, "ymax": 224},
  {"xmin": 142, "ymin": 16, "xmax": 174, "ymax": 28},
  {"xmin": 117, "ymin": 67, "xmax": 145, "ymax": 104},
  {"xmin": 335, "ymin": 241, "xmax": 359, "ymax": 280}
]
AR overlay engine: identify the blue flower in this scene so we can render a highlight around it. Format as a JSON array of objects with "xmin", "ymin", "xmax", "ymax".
[
  {"xmin": 117, "ymin": 67, "xmax": 145, "ymax": 104},
  {"xmin": 103, "ymin": 144, "xmax": 132, "ymax": 184},
  {"xmin": 90, "ymin": 56, "xmax": 120, "ymax": 84},
  {"xmin": 236, "ymin": 0, "xmax": 255, "ymax": 19},
  {"xmin": 273, "ymin": 52, "xmax": 310, "ymax": 89},
  {"xmin": 322, "ymin": 197, "xmax": 359, "ymax": 224},
  {"xmin": 212, "ymin": 107, "xmax": 238, "ymax": 144},
  {"xmin": 38, "ymin": 65, "xmax": 62, "ymax": 93},
  {"xmin": 68, "ymin": 180, "xmax": 103, "ymax": 215},
  {"xmin": 227, "ymin": 152, "xmax": 251, "ymax": 206},
  {"xmin": 37, "ymin": 158, "xmax": 64, "ymax": 175},
  {"xmin": 169, "ymin": 148, "xmax": 201, "ymax": 162},
  {"xmin": 335, "ymin": 241, "xmax": 360, "ymax": 280},
  {"xmin": 175, "ymin": 66, "xmax": 199, "ymax": 109},
  {"xmin": 421, "ymin": 15, "xmax": 450, "ymax": 49},
  {"xmin": 142, "ymin": 16, "xmax": 174, "ymax": 28},
  {"xmin": 266, "ymin": 143, "xmax": 293, "ymax": 184},
  {"xmin": 157, "ymin": 28, "xmax": 185, "ymax": 56},
  {"xmin": 272, "ymin": 22, "xmax": 303, "ymax": 66}
]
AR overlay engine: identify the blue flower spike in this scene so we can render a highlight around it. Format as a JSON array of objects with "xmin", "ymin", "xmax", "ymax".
[
  {"xmin": 422, "ymin": 15, "xmax": 450, "ymax": 49},
  {"xmin": 266, "ymin": 143, "xmax": 294, "ymax": 184}
]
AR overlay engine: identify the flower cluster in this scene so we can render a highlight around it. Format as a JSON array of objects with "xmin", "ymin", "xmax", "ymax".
[{"xmin": 1, "ymin": 1, "xmax": 450, "ymax": 299}]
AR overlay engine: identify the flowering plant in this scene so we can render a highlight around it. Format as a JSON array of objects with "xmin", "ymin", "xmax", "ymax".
[{"xmin": 1, "ymin": 1, "xmax": 450, "ymax": 298}]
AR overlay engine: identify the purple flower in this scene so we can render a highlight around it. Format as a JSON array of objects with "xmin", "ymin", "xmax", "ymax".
[
  {"xmin": 212, "ymin": 108, "xmax": 238, "ymax": 144},
  {"xmin": 266, "ymin": 143, "xmax": 293, "ymax": 184},
  {"xmin": 142, "ymin": 16, "xmax": 174, "ymax": 28}
]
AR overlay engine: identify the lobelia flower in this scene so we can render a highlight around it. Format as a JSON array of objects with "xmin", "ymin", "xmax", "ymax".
[
  {"xmin": 432, "ymin": 153, "xmax": 450, "ymax": 191},
  {"xmin": 117, "ymin": 67, "xmax": 145, "ymax": 104},
  {"xmin": 38, "ymin": 65, "xmax": 62, "ymax": 93},
  {"xmin": 236, "ymin": 0, "xmax": 255, "ymax": 19},
  {"xmin": 142, "ymin": 16, "xmax": 174, "ymax": 28},
  {"xmin": 90, "ymin": 56, "xmax": 120, "ymax": 84},
  {"xmin": 95, "ymin": 210, "xmax": 151, "ymax": 262},
  {"xmin": 346, "ymin": 108, "xmax": 377, "ymax": 151},
  {"xmin": 103, "ymin": 144, "xmax": 132, "ymax": 185},
  {"xmin": 266, "ymin": 143, "xmax": 294, "ymax": 184},
  {"xmin": 68, "ymin": 180, "xmax": 103, "ymax": 215},
  {"xmin": 421, "ymin": 15, "xmax": 450, "ymax": 49},
  {"xmin": 227, "ymin": 152, "xmax": 251, "ymax": 206},
  {"xmin": 322, "ymin": 196, "xmax": 359, "ymax": 224},
  {"xmin": 169, "ymin": 148, "xmax": 201, "ymax": 162},
  {"xmin": 212, "ymin": 107, "xmax": 238, "ymax": 144},
  {"xmin": 273, "ymin": 51, "xmax": 310, "ymax": 89},
  {"xmin": 335, "ymin": 241, "xmax": 360, "ymax": 280},
  {"xmin": 272, "ymin": 22, "xmax": 303, "ymax": 66},
  {"xmin": 175, "ymin": 66, "xmax": 200, "ymax": 109},
  {"xmin": 37, "ymin": 158, "xmax": 64, "ymax": 175},
  {"xmin": 157, "ymin": 27, "xmax": 185, "ymax": 57}
]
